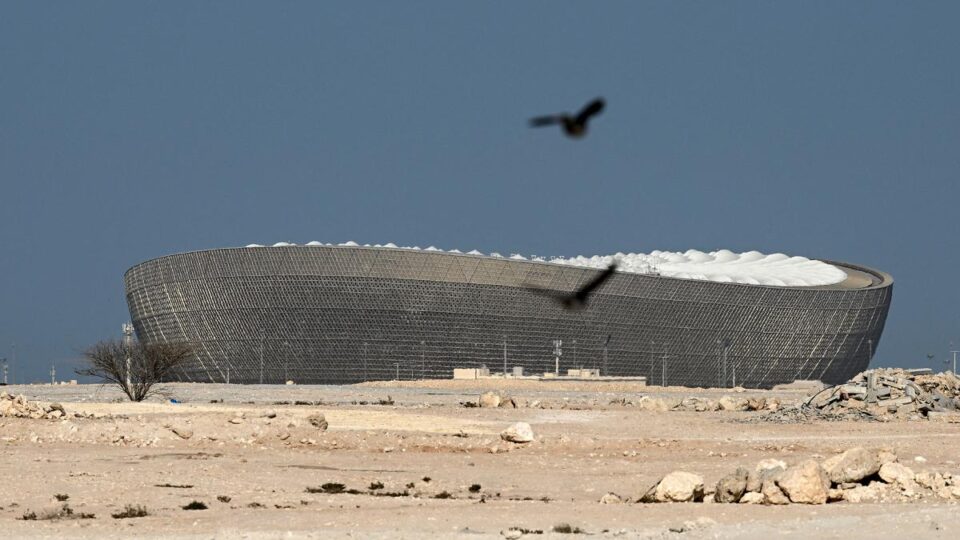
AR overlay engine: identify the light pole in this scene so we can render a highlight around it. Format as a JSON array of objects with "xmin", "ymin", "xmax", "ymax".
[
  {"xmin": 602, "ymin": 335, "xmax": 611, "ymax": 377},
  {"xmin": 949, "ymin": 350, "xmax": 959, "ymax": 374},
  {"xmin": 1, "ymin": 357, "xmax": 7, "ymax": 385},
  {"xmin": 259, "ymin": 332, "xmax": 265, "ymax": 385},
  {"xmin": 50, "ymin": 363, "xmax": 56, "ymax": 385},
  {"xmin": 867, "ymin": 338, "xmax": 874, "ymax": 363},
  {"xmin": 122, "ymin": 324, "xmax": 134, "ymax": 389},
  {"xmin": 502, "ymin": 336, "xmax": 507, "ymax": 377},
  {"xmin": 553, "ymin": 339, "xmax": 562, "ymax": 375},
  {"xmin": 718, "ymin": 338, "xmax": 731, "ymax": 388}
]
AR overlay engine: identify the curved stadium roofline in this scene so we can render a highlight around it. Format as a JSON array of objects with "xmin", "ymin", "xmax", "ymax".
[{"xmin": 125, "ymin": 244, "xmax": 892, "ymax": 292}]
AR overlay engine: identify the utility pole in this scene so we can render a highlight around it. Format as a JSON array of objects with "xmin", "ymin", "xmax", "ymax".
[{"xmin": 950, "ymin": 351, "xmax": 959, "ymax": 375}]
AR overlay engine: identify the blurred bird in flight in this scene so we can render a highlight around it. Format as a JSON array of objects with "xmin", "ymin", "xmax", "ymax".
[{"xmin": 529, "ymin": 97, "xmax": 605, "ymax": 138}]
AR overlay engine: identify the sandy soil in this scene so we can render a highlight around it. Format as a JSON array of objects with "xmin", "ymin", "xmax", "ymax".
[{"xmin": 1, "ymin": 380, "xmax": 959, "ymax": 539}]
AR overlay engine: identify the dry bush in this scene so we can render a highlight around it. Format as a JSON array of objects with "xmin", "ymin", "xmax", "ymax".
[{"xmin": 77, "ymin": 340, "xmax": 192, "ymax": 402}]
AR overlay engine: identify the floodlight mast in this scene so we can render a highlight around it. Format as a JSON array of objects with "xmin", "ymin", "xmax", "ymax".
[{"xmin": 122, "ymin": 323, "xmax": 134, "ymax": 388}]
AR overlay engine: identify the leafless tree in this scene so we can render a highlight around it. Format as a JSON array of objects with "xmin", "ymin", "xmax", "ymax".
[{"xmin": 77, "ymin": 340, "xmax": 192, "ymax": 402}]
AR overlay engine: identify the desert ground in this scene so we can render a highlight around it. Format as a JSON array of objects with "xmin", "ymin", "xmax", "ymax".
[{"xmin": 2, "ymin": 378, "xmax": 959, "ymax": 539}]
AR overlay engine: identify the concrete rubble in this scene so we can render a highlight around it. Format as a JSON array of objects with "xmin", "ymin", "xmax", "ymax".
[{"xmin": 763, "ymin": 368, "xmax": 960, "ymax": 422}]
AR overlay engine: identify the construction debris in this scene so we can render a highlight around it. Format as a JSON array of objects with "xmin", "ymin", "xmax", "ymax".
[{"xmin": 760, "ymin": 368, "xmax": 960, "ymax": 423}]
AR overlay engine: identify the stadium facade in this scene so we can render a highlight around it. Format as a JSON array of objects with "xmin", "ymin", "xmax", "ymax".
[{"xmin": 123, "ymin": 245, "xmax": 893, "ymax": 388}]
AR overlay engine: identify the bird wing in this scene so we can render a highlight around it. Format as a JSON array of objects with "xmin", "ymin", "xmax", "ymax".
[
  {"xmin": 529, "ymin": 115, "xmax": 563, "ymax": 127},
  {"xmin": 575, "ymin": 264, "xmax": 617, "ymax": 297},
  {"xmin": 574, "ymin": 98, "xmax": 605, "ymax": 124}
]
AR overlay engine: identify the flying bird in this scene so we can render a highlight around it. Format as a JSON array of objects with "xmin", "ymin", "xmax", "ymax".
[
  {"xmin": 529, "ymin": 97, "xmax": 605, "ymax": 138},
  {"xmin": 527, "ymin": 263, "xmax": 618, "ymax": 310}
]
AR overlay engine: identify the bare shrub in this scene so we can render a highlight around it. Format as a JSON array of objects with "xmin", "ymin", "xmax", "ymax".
[
  {"xmin": 77, "ymin": 340, "xmax": 192, "ymax": 402},
  {"xmin": 111, "ymin": 505, "xmax": 148, "ymax": 519}
]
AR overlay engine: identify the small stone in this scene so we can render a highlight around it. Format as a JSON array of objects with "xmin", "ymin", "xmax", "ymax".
[
  {"xmin": 739, "ymin": 492, "xmax": 764, "ymax": 504},
  {"xmin": 502, "ymin": 529, "xmax": 523, "ymax": 540},
  {"xmin": 228, "ymin": 418, "xmax": 243, "ymax": 425},
  {"xmin": 914, "ymin": 456, "xmax": 927, "ymax": 463},
  {"xmin": 715, "ymin": 467, "xmax": 749, "ymax": 503},
  {"xmin": 827, "ymin": 488, "xmax": 844, "ymax": 502},
  {"xmin": 307, "ymin": 414, "xmax": 328, "ymax": 431},
  {"xmin": 599, "ymin": 492, "xmax": 622, "ymax": 504},
  {"xmin": 479, "ymin": 392, "xmax": 502, "ymax": 408},
  {"xmin": 776, "ymin": 460, "xmax": 830, "ymax": 504},
  {"xmin": 171, "ymin": 426, "xmax": 193, "ymax": 439},
  {"xmin": 263, "ymin": 410, "xmax": 277, "ymax": 419},
  {"xmin": 500, "ymin": 422, "xmax": 534, "ymax": 443}
]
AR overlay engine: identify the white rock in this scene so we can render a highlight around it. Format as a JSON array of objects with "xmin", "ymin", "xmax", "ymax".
[
  {"xmin": 500, "ymin": 422, "xmax": 534, "ymax": 443},
  {"xmin": 878, "ymin": 462, "xmax": 915, "ymax": 485},
  {"xmin": 652, "ymin": 471, "xmax": 705, "ymax": 502}
]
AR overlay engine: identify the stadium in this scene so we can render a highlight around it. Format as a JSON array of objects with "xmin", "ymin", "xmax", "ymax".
[{"xmin": 123, "ymin": 243, "xmax": 893, "ymax": 388}]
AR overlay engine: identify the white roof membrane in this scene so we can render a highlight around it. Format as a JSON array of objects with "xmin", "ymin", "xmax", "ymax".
[{"xmin": 246, "ymin": 242, "xmax": 847, "ymax": 287}]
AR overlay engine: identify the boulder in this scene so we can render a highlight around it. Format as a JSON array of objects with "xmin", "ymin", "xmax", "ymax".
[
  {"xmin": 776, "ymin": 460, "xmax": 830, "ymax": 504},
  {"xmin": 500, "ymin": 422, "xmax": 534, "ymax": 443},
  {"xmin": 761, "ymin": 480, "xmax": 790, "ymax": 505},
  {"xmin": 637, "ymin": 396, "xmax": 671, "ymax": 412},
  {"xmin": 647, "ymin": 471, "xmax": 705, "ymax": 502},
  {"xmin": 821, "ymin": 447, "xmax": 882, "ymax": 484},
  {"xmin": 718, "ymin": 396, "xmax": 750, "ymax": 412},
  {"xmin": 714, "ymin": 467, "xmax": 749, "ymax": 503},
  {"xmin": 915, "ymin": 472, "xmax": 947, "ymax": 491},
  {"xmin": 307, "ymin": 414, "xmax": 329, "ymax": 431},
  {"xmin": 171, "ymin": 426, "xmax": 193, "ymax": 440},
  {"xmin": 746, "ymin": 459, "xmax": 787, "ymax": 493},
  {"xmin": 843, "ymin": 482, "xmax": 888, "ymax": 503},
  {"xmin": 479, "ymin": 392, "xmax": 501, "ymax": 408},
  {"xmin": 746, "ymin": 397, "xmax": 767, "ymax": 411},
  {"xmin": 878, "ymin": 462, "xmax": 915, "ymax": 485}
]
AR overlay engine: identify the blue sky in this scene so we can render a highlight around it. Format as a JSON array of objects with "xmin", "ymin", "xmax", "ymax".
[{"xmin": 1, "ymin": 2, "xmax": 958, "ymax": 382}]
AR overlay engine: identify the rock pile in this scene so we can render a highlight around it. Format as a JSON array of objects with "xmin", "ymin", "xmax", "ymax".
[
  {"xmin": 634, "ymin": 395, "xmax": 781, "ymax": 413},
  {"xmin": 0, "ymin": 392, "xmax": 72, "ymax": 420},
  {"xmin": 636, "ymin": 448, "xmax": 960, "ymax": 505},
  {"xmin": 784, "ymin": 368, "xmax": 960, "ymax": 422}
]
